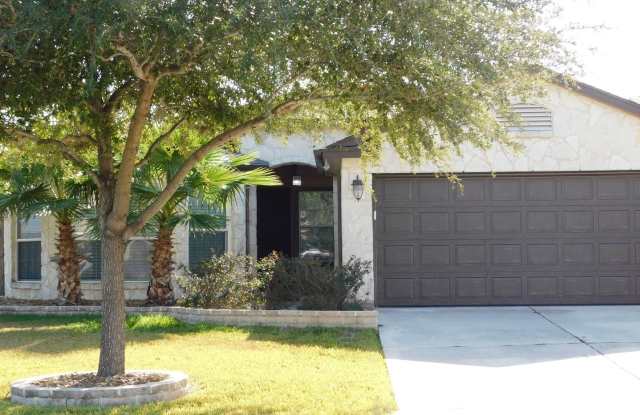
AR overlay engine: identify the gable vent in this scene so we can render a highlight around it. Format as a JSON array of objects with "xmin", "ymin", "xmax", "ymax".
[{"xmin": 497, "ymin": 103, "xmax": 553, "ymax": 134}]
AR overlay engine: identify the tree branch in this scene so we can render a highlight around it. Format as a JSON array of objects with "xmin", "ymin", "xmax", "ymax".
[
  {"xmin": 61, "ymin": 133, "xmax": 98, "ymax": 147},
  {"xmin": 136, "ymin": 116, "xmax": 187, "ymax": 169},
  {"xmin": 110, "ymin": 79, "xmax": 158, "ymax": 230},
  {"xmin": 5, "ymin": 128, "xmax": 102, "ymax": 188},
  {"xmin": 114, "ymin": 44, "xmax": 148, "ymax": 80},
  {"xmin": 103, "ymin": 79, "xmax": 135, "ymax": 113},
  {"xmin": 124, "ymin": 99, "xmax": 303, "ymax": 239}
]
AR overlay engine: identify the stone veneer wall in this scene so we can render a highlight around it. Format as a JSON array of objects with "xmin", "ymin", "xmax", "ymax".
[{"xmin": 0, "ymin": 305, "xmax": 378, "ymax": 329}]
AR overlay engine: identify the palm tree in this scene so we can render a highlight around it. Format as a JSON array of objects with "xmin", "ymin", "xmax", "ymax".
[
  {"xmin": 0, "ymin": 165, "xmax": 94, "ymax": 304},
  {"xmin": 133, "ymin": 149, "xmax": 280, "ymax": 305}
]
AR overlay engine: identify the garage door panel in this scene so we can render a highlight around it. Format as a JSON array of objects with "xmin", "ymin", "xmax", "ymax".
[
  {"xmin": 490, "ymin": 179, "xmax": 522, "ymax": 201},
  {"xmin": 525, "ymin": 179, "xmax": 557, "ymax": 201},
  {"xmin": 527, "ymin": 244, "xmax": 559, "ymax": 265},
  {"xmin": 454, "ymin": 180, "xmax": 485, "ymax": 202},
  {"xmin": 419, "ymin": 278, "xmax": 451, "ymax": 298},
  {"xmin": 526, "ymin": 276, "xmax": 560, "ymax": 297},
  {"xmin": 491, "ymin": 277, "xmax": 523, "ymax": 298},
  {"xmin": 491, "ymin": 211, "xmax": 522, "ymax": 233},
  {"xmin": 597, "ymin": 177, "xmax": 630, "ymax": 200},
  {"xmin": 562, "ymin": 210, "xmax": 595, "ymax": 232},
  {"xmin": 418, "ymin": 181, "xmax": 451, "ymax": 202},
  {"xmin": 599, "ymin": 275, "xmax": 635, "ymax": 296},
  {"xmin": 560, "ymin": 177, "xmax": 595, "ymax": 201},
  {"xmin": 491, "ymin": 244, "xmax": 522, "ymax": 265},
  {"xmin": 527, "ymin": 211, "xmax": 558, "ymax": 233},
  {"xmin": 375, "ymin": 174, "xmax": 640, "ymax": 306},
  {"xmin": 454, "ymin": 244, "xmax": 486, "ymax": 265},
  {"xmin": 563, "ymin": 275, "xmax": 596, "ymax": 296},
  {"xmin": 420, "ymin": 245, "xmax": 451, "ymax": 266},
  {"xmin": 598, "ymin": 210, "xmax": 630, "ymax": 232},
  {"xmin": 599, "ymin": 243, "xmax": 633, "ymax": 265},
  {"xmin": 455, "ymin": 277, "xmax": 488, "ymax": 298},
  {"xmin": 381, "ymin": 210, "xmax": 415, "ymax": 234},
  {"xmin": 455, "ymin": 212, "xmax": 486, "ymax": 233}
]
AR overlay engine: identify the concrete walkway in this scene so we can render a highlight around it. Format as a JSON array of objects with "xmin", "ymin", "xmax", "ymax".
[{"xmin": 379, "ymin": 306, "xmax": 640, "ymax": 415}]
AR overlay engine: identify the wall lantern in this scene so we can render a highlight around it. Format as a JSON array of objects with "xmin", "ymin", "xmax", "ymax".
[
  {"xmin": 292, "ymin": 176, "xmax": 302, "ymax": 186},
  {"xmin": 351, "ymin": 175, "xmax": 364, "ymax": 201}
]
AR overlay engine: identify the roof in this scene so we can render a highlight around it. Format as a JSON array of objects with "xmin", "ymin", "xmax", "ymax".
[{"xmin": 568, "ymin": 80, "xmax": 640, "ymax": 118}]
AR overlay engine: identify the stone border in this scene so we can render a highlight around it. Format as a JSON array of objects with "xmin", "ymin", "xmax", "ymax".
[
  {"xmin": 11, "ymin": 370, "xmax": 189, "ymax": 407},
  {"xmin": 0, "ymin": 305, "xmax": 378, "ymax": 329}
]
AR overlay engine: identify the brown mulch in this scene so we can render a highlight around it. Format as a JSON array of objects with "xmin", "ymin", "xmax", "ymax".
[{"xmin": 32, "ymin": 373, "xmax": 168, "ymax": 388}]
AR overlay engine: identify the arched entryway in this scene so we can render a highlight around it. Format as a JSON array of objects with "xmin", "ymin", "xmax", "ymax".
[{"xmin": 256, "ymin": 164, "xmax": 336, "ymax": 262}]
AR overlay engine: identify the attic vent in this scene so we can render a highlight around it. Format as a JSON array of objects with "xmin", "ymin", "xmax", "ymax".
[{"xmin": 497, "ymin": 103, "xmax": 553, "ymax": 134}]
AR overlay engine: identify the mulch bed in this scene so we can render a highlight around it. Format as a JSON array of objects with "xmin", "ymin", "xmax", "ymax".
[{"xmin": 32, "ymin": 373, "xmax": 168, "ymax": 388}]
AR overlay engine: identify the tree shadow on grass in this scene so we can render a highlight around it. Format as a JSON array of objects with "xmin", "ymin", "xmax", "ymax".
[{"xmin": 0, "ymin": 314, "xmax": 381, "ymax": 355}]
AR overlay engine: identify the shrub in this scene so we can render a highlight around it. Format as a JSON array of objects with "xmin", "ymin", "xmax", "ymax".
[
  {"xmin": 177, "ymin": 252, "xmax": 371, "ymax": 310},
  {"xmin": 177, "ymin": 254, "xmax": 264, "ymax": 309},
  {"xmin": 266, "ymin": 256, "xmax": 371, "ymax": 310}
]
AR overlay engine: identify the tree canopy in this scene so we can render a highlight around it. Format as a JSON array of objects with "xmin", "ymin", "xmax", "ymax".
[{"xmin": 0, "ymin": 0, "xmax": 572, "ymax": 376}]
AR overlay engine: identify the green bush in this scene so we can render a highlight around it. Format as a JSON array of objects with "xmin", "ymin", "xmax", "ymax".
[
  {"xmin": 266, "ymin": 255, "xmax": 371, "ymax": 310},
  {"xmin": 177, "ymin": 254, "xmax": 265, "ymax": 309},
  {"xmin": 177, "ymin": 252, "xmax": 370, "ymax": 310}
]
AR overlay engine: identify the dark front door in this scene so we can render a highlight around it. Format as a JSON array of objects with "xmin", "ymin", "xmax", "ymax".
[
  {"xmin": 375, "ymin": 173, "xmax": 640, "ymax": 306},
  {"xmin": 257, "ymin": 186, "xmax": 293, "ymax": 258}
]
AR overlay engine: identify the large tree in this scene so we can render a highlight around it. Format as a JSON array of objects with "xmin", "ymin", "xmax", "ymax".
[{"xmin": 0, "ymin": 0, "xmax": 570, "ymax": 376}]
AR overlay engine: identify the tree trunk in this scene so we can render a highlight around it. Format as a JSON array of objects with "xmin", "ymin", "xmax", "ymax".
[
  {"xmin": 97, "ymin": 233, "xmax": 127, "ymax": 377},
  {"xmin": 148, "ymin": 227, "xmax": 174, "ymax": 305},
  {"xmin": 56, "ymin": 219, "xmax": 82, "ymax": 304}
]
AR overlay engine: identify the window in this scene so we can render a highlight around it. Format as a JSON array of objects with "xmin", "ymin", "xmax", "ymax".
[
  {"xmin": 77, "ymin": 237, "xmax": 152, "ymax": 282},
  {"xmin": 298, "ymin": 191, "xmax": 334, "ymax": 262},
  {"xmin": 78, "ymin": 240, "xmax": 101, "ymax": 280},
  {"xmin": 497, "ymin": 103, "xmax": 553, "ymax": 135},
  {"xmin": 188, "ymin": 198, "xmax": 226, "ymax": 270},
  {"xmin": 17, "ymin": 217, "xmax": 42, "ymax": 281}
]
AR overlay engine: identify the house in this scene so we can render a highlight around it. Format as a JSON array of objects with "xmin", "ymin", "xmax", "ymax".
[{"xmin": 3, "ymin": 80, "xmax": 640, "ymax": 306}]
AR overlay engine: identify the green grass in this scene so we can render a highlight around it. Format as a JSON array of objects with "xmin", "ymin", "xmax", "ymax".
[{"xmin": 0, "ymin": 314, "xmax": 396, "ymax": 414}]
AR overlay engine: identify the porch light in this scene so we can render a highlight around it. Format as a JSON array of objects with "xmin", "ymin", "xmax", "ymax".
[
  {"xmin": 292, "ymin": 176, "xmax": 302, "ymax": 186},
  {"xmin": 351, "ymin": 175, "xmax": 364, "ymax": 201}
]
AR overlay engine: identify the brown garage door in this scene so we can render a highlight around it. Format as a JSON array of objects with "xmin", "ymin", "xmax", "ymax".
[{"xmin": 374, "ymin": 173, "xmax": 640, "ymax": 306}]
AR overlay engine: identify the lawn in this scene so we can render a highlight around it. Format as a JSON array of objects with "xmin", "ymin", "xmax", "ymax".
[{"xmin": 0, "ymin": 314, "xmax": 396, "ymax": 415}]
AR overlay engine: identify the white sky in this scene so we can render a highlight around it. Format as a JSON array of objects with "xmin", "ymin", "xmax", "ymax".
[{"xmin": 553, "ymin": 0, "xmax": 640, "ymax": 100}]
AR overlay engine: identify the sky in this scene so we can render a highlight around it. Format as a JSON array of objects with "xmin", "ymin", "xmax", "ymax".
[{"xmin": 553, "ymin": 0, "xmax": 640, "ymax": 100}]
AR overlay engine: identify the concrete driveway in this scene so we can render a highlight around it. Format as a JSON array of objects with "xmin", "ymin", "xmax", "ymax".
[{"xmin": 379, "ymin": 306, "xmax": 640, "ymax": 415}]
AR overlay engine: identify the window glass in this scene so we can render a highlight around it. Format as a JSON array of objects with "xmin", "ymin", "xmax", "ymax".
[
  {"xmin": 78, "ymin": 240, "xmax": 102, "ymax": 280},
  {"xmin": 17, "ymin": 217, "xmax": 42, "ymax": 280},
  {"xmin": 77, "ymin": 238, "xmax": 153, "ymax": 281},
  {"xmin": 298, "ymin": 191, "xmax": 334, "ymax": 261},
  {"xmin": 188, "ymin": 197, "xmax": 226, "ymax": 270},
  {"xmin": 189, "ymin": 232, "xmax": 226, "ymax": 270},
  {"xmin": 124, "ymin": 239, "xmax": 152, "ymax": 281},
  {"xmin": 18, "ymin": 217, "xmax": 42, "ymax": 239},
  {"xmin": 17, "ymin": 241, "xmax": 41, "ymax": 280}
]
